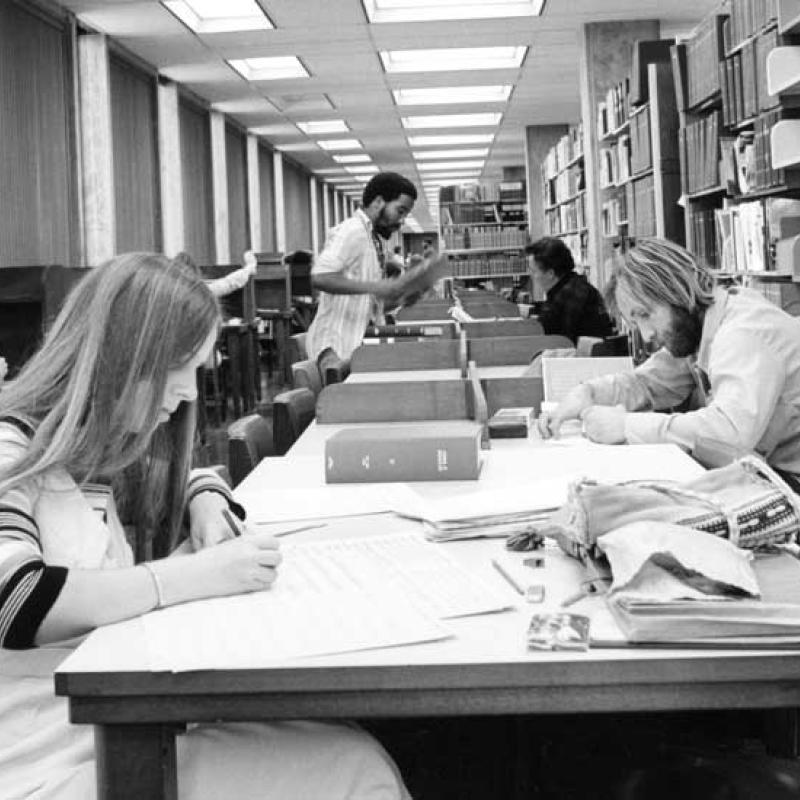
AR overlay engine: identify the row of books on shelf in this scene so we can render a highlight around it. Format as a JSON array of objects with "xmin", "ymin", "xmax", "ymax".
[
  {"xmin": 601, "ymin": 195, "xmax": 628, "ymax": 237},
  {"xmin": 628, "ymin": 173, "xmax": 657, "ymax": 238},
  {"xmin": 683, "ymin": 13, "xmax": 727, "ymax": 109},
  {"xmin": 559, "ymin": 231, "xmax": 589, "ymax": 266},
  {"xmin": 440, "ymin": 204, "xmax": 499, "ymax": 224},
  {"xmin": 599, "ymin": 137, "xmax": 632, "ymax": 188},
  {"xmin": 448, "ymin": 254, "xmax": 528, "ymax": 278},
  {"xmin": 723, "ymin": 0, "xmax": 778, "ymax": 54},
  {"xmin": 691, "ymin": 196, "xmax": 800, "ymax": 272},
  {"xmin": 442, "ymin": 226, "xmax": 528, "ymax": 250},
  {"xmin": 542, "ymin": 123, "xmax": 584, "ymax": 178},
  {"xmin": 438, "ymin": 182, "xmax": 526, "ymax": 204},
  {"xmin": 543, "ymin": 162, "xmax": 585, "ymax": 205},
  {"xmin": 544, "ymin": 193, "xmax": 586, "ymax": 234},
  {"xmin": 597, "ymin": 78, "xmax": 631, "ymax": 137},
  {"xmin": 629, "ymin": 106, "xmax": 653, "ymax": 175},
  {"xmin": 680, "ymin": 111, "xmax": 722, "ymax": 194},
  {"xmin": 720, "ymin": 24, "xmax": 781, "ymax": 128}
]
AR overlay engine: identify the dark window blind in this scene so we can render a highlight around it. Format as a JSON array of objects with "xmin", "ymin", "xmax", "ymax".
[
  {"xmin": 282, "ymin": 158, "xmax": 311, "ymax": 252},
  {"xmin": 225, "ymin": 123, "xmax": 248, "ymax": 262},
  {"xmin": 0, "ymin": 1, "xmax": 75, "ymax": 266},
  {"xmin": 110, "ymin": 55, "xmax": 160, "ymax": 253},
  {"xmin": 179, "ymin": 96, "xmax": 214, "ymax": 263},
  {"xmin": 257, "ymin": 143, "xmax": 276, "ymax": 252}
]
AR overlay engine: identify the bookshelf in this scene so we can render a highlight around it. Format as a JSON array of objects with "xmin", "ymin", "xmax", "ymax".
[
  {"xmin": 541, "ymin": 122, "xmax": 588, "ymax": 267},
  {"xmin": 675, "ymin": 0, "xmax": 800, "ymax": 287},
  {"xmin": 439, "ymin": 182, "xmax": 529, "ymax": 287}
]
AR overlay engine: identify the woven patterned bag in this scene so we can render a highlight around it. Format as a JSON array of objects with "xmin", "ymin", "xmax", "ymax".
[{"xmin": 543, "ymin": 455, "xmax": 800, "ymax": 561}]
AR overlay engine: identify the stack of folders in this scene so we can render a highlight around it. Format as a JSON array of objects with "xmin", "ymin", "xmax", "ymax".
[{"xmin": 398, "ymin": 482, "xmax": 564, "ymax": 542}]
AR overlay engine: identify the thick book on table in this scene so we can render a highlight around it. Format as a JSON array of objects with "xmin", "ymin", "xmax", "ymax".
[
  {"xmin": 603, "ymin": 551, "xmax": 800, "ymax": 647},
  {"xmin": 325, "ymin": 422, "xmax": 483, "ymax": 483}
]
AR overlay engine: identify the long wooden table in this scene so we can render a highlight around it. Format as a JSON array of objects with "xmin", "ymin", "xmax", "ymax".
[{"xmin": 55, "ymin": 428, "xmax": 800, "ymax": 799}]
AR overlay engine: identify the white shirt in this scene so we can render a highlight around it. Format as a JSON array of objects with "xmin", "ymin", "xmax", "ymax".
[
  {"xmin": 586, "ymin": 287, "xmax": 800, "ymax": 474},
  {"xmin": 306, "ymin": 209, "xmax": 383, "ymax": 361}
]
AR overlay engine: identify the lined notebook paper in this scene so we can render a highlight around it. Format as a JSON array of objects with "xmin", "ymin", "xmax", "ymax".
[
  {"xmin": 542, "ymin": 356, "xmax": 634, "ymax": 403},
  {"xmin": 142, "ymin": 531, "xmax": 512, "ymax": 671}
]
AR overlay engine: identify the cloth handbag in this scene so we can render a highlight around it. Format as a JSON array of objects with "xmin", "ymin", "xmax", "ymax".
[{"xmin": 543, "ymin": 455, "xmax": 800, "ymax": 561}]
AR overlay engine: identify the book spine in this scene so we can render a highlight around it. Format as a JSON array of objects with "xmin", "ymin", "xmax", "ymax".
[{"xmin": 325, "ymin": 433, "xmax": 481, "ymax": 483}]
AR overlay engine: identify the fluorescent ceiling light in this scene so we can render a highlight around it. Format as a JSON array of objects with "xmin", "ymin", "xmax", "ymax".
[
  {"xmin": 381, "ymin": 47, "xmax": 526, "ymax": 74},
  {"xmin": 414, "ymin": 148, "xmax": 489, "ymax": 160},
  {"xmin": 314, "ymin": 167, "xmax": 348, "ymax": 175},
  {"xmin": 345, "ymin": 165, "xmax": 379, "ymax": 175},
  {"xmin": 317, "ymin": 139, "xmax": 363, "ymax": 151},
  {"xmin": 418, "ymin": 160, "xmax": 484, "ymax": 171},
  {"xmin": 162, "ymin": 0, "xmax": 273, "ymax": 32},
  {"xmin": 393, "ymin": 85, "xmax": 511, "ymax": 105},
  {"xmin": 333, "ymin": 154, "xmax": 372, "ymax": 163},
  {"xmin": 229, "ymin": 56, "xmax": 309, "ymax": 81},
  {"xmin": 409, "ymin": 134, "xmax": 494, "ymax": 146},
  {"xmin": 296, "ymin": 120, "xmax": 349, "ymax": 135},
  {"xmin": 365, "ymin": 0, "xmax": 544, "ymax": 23},
  {"xmin": 402, "ymin": 113, "xmax": 502, "ymax": 129}
]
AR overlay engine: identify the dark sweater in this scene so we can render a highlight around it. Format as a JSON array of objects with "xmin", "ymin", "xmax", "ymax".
[{"xmin": 537, "ymin": 271, "xmax": 614, "ymax": 344}]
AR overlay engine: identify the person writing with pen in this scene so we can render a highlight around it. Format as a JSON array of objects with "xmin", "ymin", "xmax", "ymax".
[
  {"xmin": 538, "ymin": 237, "xmax": 800, "ymax": 490},
  {"xmin": 0, "ymin": 253, "xmax": 411, "ymax": 799}
]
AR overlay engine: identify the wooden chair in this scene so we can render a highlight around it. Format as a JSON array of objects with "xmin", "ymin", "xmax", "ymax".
[
  {"xmin": 291, "ymin": 358, "xmax": 323, "ymax": 397},
  {"xmin": 468, "ymin": 335, "xmax": 574, "ymax": 366},
  {"xmin": 272, "ymin": 387, "xmax": 316, "ymax": 455},
  {"xmin": 462, "ymin": 318, "xmax": 544, "ymax": 338},
  {"xmin": 316, "ymin": 380, "xmax": 471, "ymax": 424},
  {"xmin": 482, "ymin": 376, "xmax": 544, "ymax": 416},
  {"xmin": 350, "ymin": 338, "xmax": 465, "ymax": 372},
  {"xmin": 226, "ymin": 413, "xmax": 275, "ymax": 487}
]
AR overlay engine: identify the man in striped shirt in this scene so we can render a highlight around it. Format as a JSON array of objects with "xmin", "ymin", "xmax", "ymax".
[{"xmin": 306, "ymin": 172, "xmax": 417, "ymax": 381}]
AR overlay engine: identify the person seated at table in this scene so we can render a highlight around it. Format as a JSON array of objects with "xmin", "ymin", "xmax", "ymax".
[
  {"xmin": 539, "ymin": 237, "xmax": 800, "ymax": 490},
  {"xmin": 175, "ymin": 248, "xmax": 257, "ymax": 298},
  {"xmin": 306, "ymin": 172, "xmax": 419, "ymax": 380},
  {"xmin": 526, "ymin": 236, "xmax": 614, "ymax": 344},
  {"xmin": 0, "ymin": 253, "xmax": 411, "ymax": 800}
]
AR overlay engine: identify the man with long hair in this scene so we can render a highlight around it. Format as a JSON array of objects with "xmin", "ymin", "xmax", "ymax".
[{"xmin": 540, "ymin": 237, "xmax": 800, "ymax": 488}]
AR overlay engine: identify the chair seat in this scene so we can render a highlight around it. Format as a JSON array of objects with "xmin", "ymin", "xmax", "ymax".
[{"xmin": 226, "ymin": 413, "xmax": 275, "ymax": 486}]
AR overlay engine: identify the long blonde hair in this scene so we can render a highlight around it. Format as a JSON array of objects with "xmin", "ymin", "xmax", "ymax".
[{"xmin": 0, "ymin": 253, "xmax": 220, "ymax": 556}]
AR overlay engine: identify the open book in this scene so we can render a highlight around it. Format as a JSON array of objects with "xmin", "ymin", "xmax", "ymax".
[{"xmin": 542, "ymin": 356, "xmax": 634, "ymax": 404}]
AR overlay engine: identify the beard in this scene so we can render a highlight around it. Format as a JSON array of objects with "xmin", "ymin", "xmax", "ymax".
[
  {"xmin": 373, "ymin": 209, "xmax": 399, "ymax": 239},
  {"xmin": 658, "ymin": 306, "xmax": 704, "ymax": 358}
]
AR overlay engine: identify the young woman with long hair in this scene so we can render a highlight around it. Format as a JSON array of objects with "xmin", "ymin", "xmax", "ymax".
[{"xmin": 0, "ymin": 252, "xmax": 409, "ymax": 800}]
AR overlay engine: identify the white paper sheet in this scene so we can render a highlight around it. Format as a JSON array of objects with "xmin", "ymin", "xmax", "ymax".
[
  {"xmin": 142, "ymin": 532, "xmax": 511, "ymax": 671},
  {"xmin": 542, "ymin": 356, "xmax": 634, "ymax": 403}
]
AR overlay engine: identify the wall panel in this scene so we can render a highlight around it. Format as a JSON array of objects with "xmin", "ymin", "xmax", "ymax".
[{"xmin": 179, "ymin": 95, "xmax": 214, "ymax": 263}]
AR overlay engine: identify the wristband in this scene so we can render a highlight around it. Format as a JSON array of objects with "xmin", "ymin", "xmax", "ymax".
[{"xmin": 142, "ymin": 562, "xmax": 165, "ymax": 609}]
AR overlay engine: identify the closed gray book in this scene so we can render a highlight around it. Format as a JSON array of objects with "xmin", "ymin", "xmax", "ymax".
[{"xmin": 325, "ymin": 422, "xmax": 483, "ymax": 483}]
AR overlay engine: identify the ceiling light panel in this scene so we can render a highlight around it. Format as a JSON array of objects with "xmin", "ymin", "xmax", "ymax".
[
  {"xmin": 393, "ymin": 85, "xmax": 511, "ymax": 105},
  {"xmin": 402, "ymin": 113, "xmax": 502, "ymax": 129},
  {"xmin": 228, "ymin": 56, "xmax": 309, "ymax": 81},
  {"xmin": 333, "ymin": 154, "xmax": 372, "ymax": 163},
  {"xmin": 317, "ymin": 139, "xmax": 363, "ymax": 151},
  {"xmin": 418, "ymin": 160, "xmax": 484, "ymax": 171},
  {"xmin": 414, "ymin": 148, "xmax": 489, "ymax": 160},
  {"xmin": 409, "ymin": 134, "xmax": 495, "ymax": 146},
  {"xmin": 296, "ymin": 120, "xmax": 349, "ymax": 134},
  {"xmin": 345, "ymin": 165, "xmax": 379, "ymax": 175},
  {"xmin": 162, "ymin": 0, "xmax": 273, "ymax": 32},
  {"xmin": 365, "ymin": 0, "xmax": 544, "ymax": 23},
  {"xmin": 381, "ymin": 47, "xmax": 526, "ymax": 74}
]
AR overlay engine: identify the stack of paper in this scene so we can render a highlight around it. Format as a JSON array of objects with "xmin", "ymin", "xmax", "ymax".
[{"xmin": 396, "ymin": 480, "xmax": 565, "ymax": 542}]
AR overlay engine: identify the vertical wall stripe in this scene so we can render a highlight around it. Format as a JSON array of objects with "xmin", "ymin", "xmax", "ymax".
[
  {"xmin": 158, "ymin": 80, "xmax": 183, "ymax": 256},
  {"xmin": 209, "ymin": 110, "xmax": 229, "ymax": 264},
  {"xmin": 322, "ymin": 183, "xmax": 331, "ymax": 236},
  {"xmin": 273, "ymin": 151, "xmax": 286, "ymax": 253},
  {"xmin": 246, "ymin": 134, "xmax": 261, "ymax": 251},
  {"xmin": 77, "ymin": 33, "xmax": 115, "ymax": 265},
  {"xmin": 309, "ymin": 176, "xmax": 319, "ymax": 254}
]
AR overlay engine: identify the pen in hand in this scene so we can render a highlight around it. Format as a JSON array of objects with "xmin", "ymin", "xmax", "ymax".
[{"xmin": 221, "ymin": 508, "xmax": 244, "ymax": 540}]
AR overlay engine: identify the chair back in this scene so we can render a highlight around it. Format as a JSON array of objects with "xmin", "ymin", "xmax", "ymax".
[
  {"xmin": 350, "ymin": 338, "xmax": 464, "ymax": 372},
  {"xmin": 482, "ymin": 376, "xmax": 544, "ymax": 416},
  {"xmin": 468, "ymin": 335, "xmax": 574, "ymax": 366},
  {"xmin": 226, "ymin": 413, "xmax": 275, "ymax": 486},
  {"xmin": 273, "ymin": 387, "xmax": 316, "ymax": 455},
  {"xmin": 253, "ymin": 252, "xmax": 290, "ymax": 312},
  {"xmin": 462, "ymin": 318, "xmax": 544, "ymax": 338},
  {"xmin": 316, "ymin": 380, "xmax": 470, "ymax": 424},
  {"xmin": 291, "ymin": 358, "xmax": 323, "ymax": 397},
  {"xmin": 288, "ymin": 332, "xmax": 308, "ymax": 364}
]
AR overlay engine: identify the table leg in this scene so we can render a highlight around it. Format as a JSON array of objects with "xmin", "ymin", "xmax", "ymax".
[
  {"xmin": 94, "ymin": 723, "xmax": 178, "ymax": 800},
  {"xmin": 764, "ymin": 708, "xmax": 800, "ymax": 757}
]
